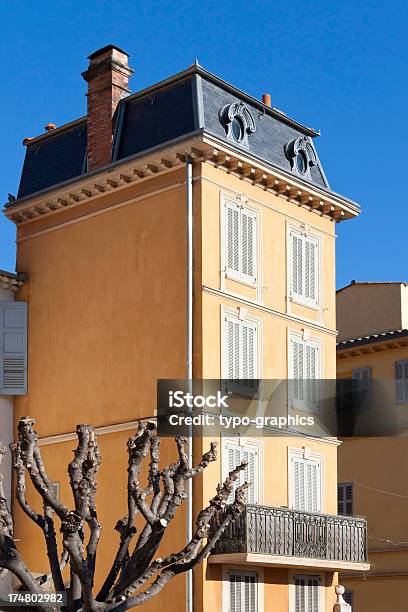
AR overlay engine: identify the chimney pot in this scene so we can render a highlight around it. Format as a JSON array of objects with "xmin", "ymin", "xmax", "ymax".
[
  {"xmin": 82, "ymin": 45, "xmax": 133, "ymax": 172},
  {"xmin": 44, "ymin": 123, "xmax": 56, "ymax": 132},
  {"xmin": 262, "ymin": 93, "xmax": 272, "ymax": 107}
]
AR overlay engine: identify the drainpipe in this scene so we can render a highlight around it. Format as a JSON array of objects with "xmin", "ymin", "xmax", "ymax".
[{"xmin": 185, "ymin": 157, "xmax": 193, "ymax": 612}]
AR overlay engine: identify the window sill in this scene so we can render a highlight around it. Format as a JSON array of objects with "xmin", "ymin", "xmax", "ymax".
[
  {"xmin": 225, "ymin": 270, "xmax": 257, "ymax": 289},
  {"xmin": 289, "ymin": 295, "xmax": 320, "ymax": 311}
]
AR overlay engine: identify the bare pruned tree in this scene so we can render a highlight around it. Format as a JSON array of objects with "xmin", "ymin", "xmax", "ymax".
[{"xmin": 0, "ymin": 417, "xmax": 248, "ymax": 612}]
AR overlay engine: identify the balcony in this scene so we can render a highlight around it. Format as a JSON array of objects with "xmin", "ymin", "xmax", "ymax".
[{"xmin": 209, "ymin": 505, "xmax": 369, "ymax": 572}]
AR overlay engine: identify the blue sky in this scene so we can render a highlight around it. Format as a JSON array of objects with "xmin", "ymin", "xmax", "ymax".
[{"xmin": 0, "ymin": 0, "xmax": 406, "ymax": 288}]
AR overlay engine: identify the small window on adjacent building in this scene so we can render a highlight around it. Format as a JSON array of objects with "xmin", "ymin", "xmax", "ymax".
[
  {"xmin": 223, "ymin": 440, "xmax": 259, "ymax": 504},
  {"xmin": 228, "ymin": 570, "xmax": 258, "ymax": 612},
  {"xmin": 294, "ymin": 575, "xmax": 320, "ymax": 612},
  {"xmin": 344, "ymin": 589, "xmax": 353, "ymax": 607},
  {"xmin": 225, "ymin": 199, "xmax": 257, "ymax": 285},
  {"xmin": 289, "ymin": 229, "xmax": 319, "ymax": 308},
  {"xmin": 337, "ymin": 482, "xmax": 353, "ymax": 516},
  {"xmin": 289, "ymin": 450, "xmax": 322, "ymax": 513},
  {"xmin": 289, "ymin": 333, "xmax": 320, "ymax": 411},
  {"xmin": 395, "ymin": 359, "xmax": 408, "ymax": 404},
  {"xmin": 352, "ymin": 367, "xmax": 371, "ymax": 411}
]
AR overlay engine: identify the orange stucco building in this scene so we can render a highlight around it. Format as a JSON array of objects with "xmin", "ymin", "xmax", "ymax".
[{"xmin": 3, "ymin": 45, "xmax": 367, "ymax": 611}]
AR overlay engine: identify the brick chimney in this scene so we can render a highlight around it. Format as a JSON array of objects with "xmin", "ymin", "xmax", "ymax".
[{"xmin": 82, "ymin": 45, "xmax": 133, "ymax": 171}]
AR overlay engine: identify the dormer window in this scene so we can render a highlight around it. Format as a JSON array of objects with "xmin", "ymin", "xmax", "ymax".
[
  {"xmin": 285, "ymin": 136, "xmax": 317, "ymax": 180},
  {"xmin": 219, "ymin": 101, "xmax": 256, "ymax": 147}
]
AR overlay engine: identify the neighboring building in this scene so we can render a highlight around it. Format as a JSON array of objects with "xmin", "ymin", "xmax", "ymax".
[
  {"xmin": 337, "ymin": 281, "xmax": 408, "ymax": 612},
  {"xmin": 4, "ymin": 45, "xmax": 367, "ymax": 611},
  {"xmin": 0, "ymin": 269, "xmax": 27, "ymax": 596}
]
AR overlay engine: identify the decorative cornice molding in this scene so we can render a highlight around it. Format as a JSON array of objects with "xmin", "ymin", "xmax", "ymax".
[{"xmin": 4, "ymin": 134, "xmax": 359, "ymax": 226}]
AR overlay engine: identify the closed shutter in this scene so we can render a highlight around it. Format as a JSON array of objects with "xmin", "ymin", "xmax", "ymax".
[
  {"xmin": 241, "ymin": 209, "xmax": 256, "ymax": 283},
  {"xmin": 241, "ymin": 320, "xmax": 257, "ymax": 379},
  {"xmin": 352, "ymin": 367, "xmax": 371, "ymax": 410},
  {"xmin": 291, "ymin": 455, "xmax": 321, "ymax": 512},
  {"xmin": 290, "ymin": 335, "xmax": 319, "ymax": 409},
  {"xmin": 0, "ymin": 302, "xmax": 27, "ymax": 395},
  {"xmin": 290, "ymin": 230, "xmax": 319, "ymax": 307},
  {"xmin": 338, "ymin": 483, "xmax": 353, "ymax": 516},
  {"xmin": 225, "ymin": 442, "xmax": 258, "ymax": 504},
  {"xmin": 225, "ymin": 315, "xmax": 257, "ymax": 382},
  {"xmin": 227, "ymin": 317, "xmax": 241, "ymax": 379},
  {"xmin": 344, "ymin": 590, "xmax": 353, "ymax": 607},
  {"xmin": 229, "ymin": 571, "xmax": 257, "ymax": 612},
  {"xmin": 294, "ymin": 575, "xmax": 320, "ymax": 612},
  {"xmin": 225, "ymin": 201, "xmax": 257, "ymax": 284},
  {"xmin": 304, "ymin": 237, "xmax": 317, "ymax": 302},
  {"xmin": 226, "ymin": 202, "xmax": 240, "ymax": 275},
  {"xmin": 396, "ymin": 360, "xmax": 408, "ymax": 404}
]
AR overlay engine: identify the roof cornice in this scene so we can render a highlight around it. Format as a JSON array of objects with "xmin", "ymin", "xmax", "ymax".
[
  {"xmin": 4, "ymin": 132, "xmax": 359, "ymax": 226},
  {"xmin": 337, "ymin": 329, "xmax": 408, "ymax": 358},
  {"xmin": 0, "ymin": 270, "xmax": 26, "ymax": 291}
]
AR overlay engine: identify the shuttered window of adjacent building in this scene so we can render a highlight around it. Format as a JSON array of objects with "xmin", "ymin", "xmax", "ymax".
[
  {"xmin": 0, "ymin": 302, "xmax": 27, "ymax": 395},
  {"xmin": 294, "ymin": 575, "xmax": 320, "ymax": 612},
  {"xmin": 395, "ymin": 359, "xmax": 408, "ymax": 404},
  {"xmin": 337, "ymin": 482, "xmax": 353, "ymax": 516},
  {"xmin": 289, "ymin": 335, "xmax": 319, "ymax": 409},
  {"xmin": 290, "ymin": 454, "xmax": 321, "ymax": 513},
  {"xmin": 290, "ymin": 229, "xmax": 319, "ymax": 307},
  {"xmin": 352, "ymin": 367, "xmax": 371, "ymax": 410},
  {"xmin": 224, "ymin": 441, "xmax": 258, "ymax": 504},
  {"xmin": 344, "ymin": 590, "xmax": 353, "ymax": 607},
  {"xmin": 225, "ymin": 200, "xmax": 257, "ymax": 284},
  {"xmin": 229, "ymin": 571, "xmax": 257, "ymax": 612}
]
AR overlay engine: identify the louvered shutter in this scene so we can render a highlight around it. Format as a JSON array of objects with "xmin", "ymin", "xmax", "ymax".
[
  {"xmin": 226, "ymin": 201, "xmax": 240, "ymax": 275},
  {"xmin": 0, "ymin": 302, "xmax": 27, "ymax": 395},
  {"xmin": 352, "ymin": 367, "xmax": 371, "ymax": 410},
  {"xmin": 344, "ymin": 590, "xmax": 353, "ymax": 607},
  {"xmin": 225, "ymin": 442, "xmax": 258, "ymax": 504},
  {"xmin": 305, "ymin": 344, "xmax": 317, "ymax": 404},
  {"xmin": 396, "ymin": 360, "xmax": 408, "ymax": 404},
  {"xmin": 338, "ymin": 483, "xmax": 353, "ymax": 516},
  {"xmin": 226, "ymin": 317, "xmax": 240, "ymax": 379},
  {"xmin": 229, "ymin": 572, "xmax": 257, "ymax": 612},
  {"xmin": 241, "ymin": 321, "xmax": 257, "ymax": 379},
  {"xmin": 291, "ymin": 232, "xmax": 303, "ymax": 297},
  {"xmin": 304, "ymin": 237, "xmax": 318, "ymax": 303},
  {"xmin": 292, "ymin": 338, "xmax": 304, "ymax": 401},
  {"xmin": 292, "ymin": 456, "xmax": 321, "ymax": 512},
  {"xmin": 295, "ymin": 575, "xmax": 319, "ymax": 612},
  {"xmin": 241, "ymin": 209, "xmax": 256, "ymax": 283}
]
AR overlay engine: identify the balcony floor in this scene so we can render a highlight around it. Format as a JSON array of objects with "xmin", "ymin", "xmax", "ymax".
[{"xmin": 209, "ymin": 552, "xmax": 370, "ymax": 572}]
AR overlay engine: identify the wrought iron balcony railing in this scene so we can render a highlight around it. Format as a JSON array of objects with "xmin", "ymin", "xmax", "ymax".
[{"xmin": 211, "ymin": 504, "xmax": 367, "ymax": 564}]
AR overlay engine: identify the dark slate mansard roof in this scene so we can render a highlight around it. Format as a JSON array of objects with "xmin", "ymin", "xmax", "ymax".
[{"xmin": 15, "ymin": 65, "xmax": 331, "ymax": 201}]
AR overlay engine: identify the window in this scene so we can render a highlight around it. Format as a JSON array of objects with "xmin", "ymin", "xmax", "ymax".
[
  {"xmin": 337, "ymin": 482, "xmax": 353, "ymax": 516},
  {"xmin": 223, "ymin": 311, "xmax": 259, "ymax": 399},
  {"xmin": 344, "ymin": 590, "xmax": 353, "ymax": 607},
  {"xmin": 289, "ymin": 448, "xmax": 322, "ymax": 513},
  {"xmin": 228, "ymin": 570, "xmax": 258, "ymax": 612},
  {"xmin": 0, "ymin": 302, "xmax": 27, "ymax": 395},
  {"xmin": 352, "ymin": 367, "xmax": 371, "ymax": 411},
  {"xmin": 395, "ymin": 360, "xmax": 408, "ymax": 404},
  {"xmin": 289, "ymin": 228, "xmax": 319, "ymax": 307},
  {"xmin": 289, "ymin": 333, "xmax": 320, "ymax": 411},
  {"xmin": 225, "ymin": 199, "xmax": 257, "ymax": 285},
  {"xmin": 223, "ymin": 440, "xmax": 260, "ymax": 504},
  {"xmin": 294, "ymin": 575, "xmax": 320, "ymax": 612}
]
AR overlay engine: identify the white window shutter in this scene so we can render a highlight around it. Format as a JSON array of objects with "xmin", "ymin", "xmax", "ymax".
[
  {"xmin": 226, "ymin": 317, "xmax": 240, "ymax": 379},
  {"xmin": 305, "ymin": 344, "xmax": 317, "ymax": 404},
  {"xmin": 0, "ymin": 302, "xmax": 27, "ymax": 395},
  {"xmin": 291, "ymin": 232, "xmax": 303, "ymax": 297},
  {"xmin": 292, "ymin": 455, "xmax": 321, "ymax": 512},
  {"xmin": 304, "ymin": 237, "xmax": 317, "ymax": 302},
  {"xmin": 241, "ymin": 321, "xmax": 257, "ymax": 379},
  {"xmin": 295, "ymin": 575, "xmax": 319, "ymax": 612},
  {"xmin": 292, "ymin": 338, "xmax": 304, "ymax": 401},
  {"xmin": 241, "ymin": 209, "xmax": 256, "ymax": 283},
  {"xmin": 224, "ymin": 442, "xmax": 258, "ymax": 504},
  {"xmin": 229, "ymin": 572, "xmax": 257, "ymax": 612},
  {"xmin": 226, "ymin": 202, "xmax": 240, "ymax": 274}
]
